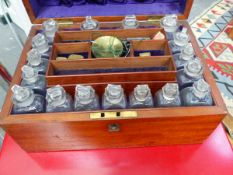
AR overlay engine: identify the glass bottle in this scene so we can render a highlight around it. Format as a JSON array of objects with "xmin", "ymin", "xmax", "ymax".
[
  {"xmin": 160, "ymin": 14, "xmax": 178, "ymax": 40},
  {"xmin": 122, "ymin": 15, "xmax": 139, "ymax": 29},
  {"xmin": 27, "ymin": 49, "xmax": 49, "ymax": 74},
  {"xmin": 46, "ymin": 85, "xmax": 73, "ymax": 112},
  {"xmin": 102, "ymin": 84, "xmax": 127, "ymax": 110},
  {"xmin": 173, "ymin": 43, "xmax": 195, "ymax": 70},
  {"xmin": 32, "ymin": 33, "xmax": 50, "ymax": 57},
  {"xmin": 42, "ymin": 19, "xmax": 58, "ymax": 44},
  {"xmin": 21, "ymin": 65, "xmax": 47, "ymax": 96},
  {"xmin": 74, "ymin": 85, "xmax": 100, "ymax": 111},
  {"xmin": 180, "ymin": 79, "xmax": 213, "ymax": 106},
  {"xmin": 177, "ymin": 59, "xmax": 204, "ymax": 90},
  {"xmin": 129, "ymin": 84, "xmax": 153, "ymax": 108},
  {"xmin": 80, "ymin": 16, "xmax": 99, "ymax": 30},
  {"xmin": 168, "ymin": 28, "xmax": 189, "ymax": 54},
  {"xmin": 154, "ymin": 83, "xmax": 181, "ymax": 107},
  {"xmin": 11, "ymin": 85, "xmax": 45, "ymax": 114}
]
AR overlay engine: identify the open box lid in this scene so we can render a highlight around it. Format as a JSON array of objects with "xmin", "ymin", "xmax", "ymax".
[{"xmin": 23, "ymin": 0, "xmax": 193, "ymax": 24}]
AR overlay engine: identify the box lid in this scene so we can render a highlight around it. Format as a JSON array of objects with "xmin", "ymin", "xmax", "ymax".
[{"xmin": 23, "ymin": 0, "xmax": 193, "ymax": 24}]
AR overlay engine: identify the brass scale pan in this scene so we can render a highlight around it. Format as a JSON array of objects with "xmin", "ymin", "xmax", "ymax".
[{"xmin": 91, "ymin": 36, "xmax": 126, "ymax": 58}]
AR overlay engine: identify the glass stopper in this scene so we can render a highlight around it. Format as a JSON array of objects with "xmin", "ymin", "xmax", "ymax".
[
  {"xmin": 75, "ymin": 85, "xmax": 95, "ymax": 105},
  {"xmin": 122, "ymin": 15, "xmax": 139, "ymax": 29},
  {"xmin": 180, "ymin": 43, "xmax": 194, "ymax": 61},
  {"xmin": 42, "ymin": 19, "xmax": 58, "ymax": 38},
  {"xmin": 184, "ymin": 59, "xmax": 204, "ymax": 78},
  {"xmin": 81, "ymin": 16, "xmax": 99, "ymax": 30},
  {"xmin": 46, "ymin": 85, "xmax": 66, "ymax": 106},
  {"xmin": 21, "ymin": 65, "xmax": 38, "ymax": 83},
  {"xmin": 32, "ymin": 33, "xmax": 49, "ymax": 53},
  {"xmin": 27, "ymin": 49, "xmax": 42, "ymax": 66},
  {"xmin": 193, "ymin": 79, "xmax": 210, "ymax": 99},
  {"xmin": 105, "ymin": 84, "xmax": 124, "ymax": 104},
  {"xmin": 134, "ymin": 84, "xmax": 150, "ymax": 102},
  {"xmin": 160, "ymin": 14, "xmax": 178, "ymax": 32},
  {"xmin": 173, "ymin": 27, "xmax": 189, "ymax": 46},
  {"xmin": 11, "ymin": 85, "xmax": 35, "ymax": 107},
  {"xmin": 162, "ymin": 83, "xmax": 179, "ymax": 101}
]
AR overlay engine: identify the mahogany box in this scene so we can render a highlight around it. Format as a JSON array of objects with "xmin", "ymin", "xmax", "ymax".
[{"xmin": 0, "ymin": 0, "xmax": 227, "ymax": 152}]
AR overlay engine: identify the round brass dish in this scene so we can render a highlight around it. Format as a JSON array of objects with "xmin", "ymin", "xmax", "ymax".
[{"xmin": 92, "ymin": 36, "xmax": 124, "ymax": 58}]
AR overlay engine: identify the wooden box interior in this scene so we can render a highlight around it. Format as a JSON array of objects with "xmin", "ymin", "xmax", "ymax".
[{"xmin": 0, "ymin": 19, "xmax": 227, "ymax": 152}]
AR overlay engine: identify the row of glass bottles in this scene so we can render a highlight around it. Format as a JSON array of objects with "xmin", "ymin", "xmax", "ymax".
[
  {"xmin": 18, "ymin": 19, "xmax": 59, "ymax": 100},
  {"xmin": 11, "ymin": 81, "xmax": 213, "ymax": 114},
  {"xmin": 161, "ymin": 15, "xmax": 208, "ymax": 93},
  {"xmin": 161, "ymin": 14, "xmax": 198, "ymax": 73}
]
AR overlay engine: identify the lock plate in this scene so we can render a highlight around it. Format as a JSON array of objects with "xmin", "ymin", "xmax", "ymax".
[{"xmin": 90, "ymin": 111, "xmax": 138, "ymax": 119}]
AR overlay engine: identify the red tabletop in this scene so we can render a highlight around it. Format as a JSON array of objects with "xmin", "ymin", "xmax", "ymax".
[{"xmin": 0, "ymin": 124, "xmax": 233, "ymax": 175}]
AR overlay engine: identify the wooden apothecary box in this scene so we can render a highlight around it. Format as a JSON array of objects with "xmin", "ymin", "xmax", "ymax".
[{"xmin": 0, "ymin": 0, "xmax": 227, "ymax": 152}]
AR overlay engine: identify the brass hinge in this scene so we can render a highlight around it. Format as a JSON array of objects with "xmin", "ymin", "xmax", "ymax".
[
  {"xmin": 57, "ymin": 20, "xmax": 74, "ymax": 27},
  {"xmin": 90, "ymin": 111, "xmax": 138, "ymax": 119},
  {"xmin": 147, "ymin": 16, "xmax": 164, "ymax": 26}
]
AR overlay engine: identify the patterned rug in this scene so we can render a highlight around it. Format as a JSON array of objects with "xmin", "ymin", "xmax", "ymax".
[{"xmin": 190, "ymin": 0, "xmax": 233, "ymax": 116}]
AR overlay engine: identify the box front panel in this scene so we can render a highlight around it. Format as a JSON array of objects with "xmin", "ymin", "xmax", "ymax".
[{"xmin": 3, "ymin": 114, "xmax": 223, "ymax": 152}]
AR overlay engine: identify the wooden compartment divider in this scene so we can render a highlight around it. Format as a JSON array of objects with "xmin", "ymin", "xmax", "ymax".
[
  {"xmin": 51, "ymin": 42, "xmax": 92, "ymax": 60},
  {"xmin": 46, "ymin": 56, "xmax": 176, "ymax": 85},
  {"xmin": 53, "ymin": 28, "xmax": 165, "ymax": 43}
]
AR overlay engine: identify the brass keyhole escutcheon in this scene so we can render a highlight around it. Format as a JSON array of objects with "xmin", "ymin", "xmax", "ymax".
[{"xmin": 108, "ymin": 123, "xmax": 120, "ymax": 132}]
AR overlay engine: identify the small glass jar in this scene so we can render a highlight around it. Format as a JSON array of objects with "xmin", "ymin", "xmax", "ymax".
[
  {"xmin": 32, "ymin": 33, "xmax": 50, "ymax": 55},
  {"xmin": 74, "ymin": 85, "xmax": 100, "ymax": 111},
  {"xmin": 177, "ymin": 59, "xmax": 204, "ymax": 90},
  {"xmin": 129, "ymin": 84, "xmax": 154, "ymax": 108},
  {"xmin": 27, "ymin": 49, "xmax": 49, "ymax": 74},
  {"xmin": 155, "ymin": 83, "xmax": 181, "ymax": 107},
  {"xmin": 11, "ymin": 85, "xmax": 45, "ymax": 114},
  {"xmin": 80, "ymin": 16, "xmax": 99, "ymax": 30},
  {"xmin": 173, "ymin": 43, "xmax": 195, "ymax": 70},
  {"xmin": 122, "ymin": 15, "xmax": 139, "ymax": 29},
  {"xmin": 168, "ymin": 28, "xmax": 190, "ymax": 54},
  {"xmin": 46, "ymin": 85, "xmax": 73, "ymax": 112},
  {"xmin": 102, "ymin": 84, "xmax": 127, "ymax": 110},
  {"xmin": 21, "ymin": 65, "xmax": 47, "ymax": 96},
  {"xmin": 42, "ymin": 19, "xmax": 58, "ymax": 43},
  {"xmin": 180, "ymin": 79, "xmax": 213, "ymax": 106},
  {"xmin": 160, "ymin": 14, "xmax": 179, "ymax": 40}
]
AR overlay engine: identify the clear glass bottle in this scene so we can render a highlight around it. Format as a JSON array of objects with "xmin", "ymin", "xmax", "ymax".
[
  {"xmin": 42, "ymin": 19, "xmax": 58, "ymax": 44},
  {"xmin": 27, "ymin": 49, "xmax": 49, "ymax": 74},
  {"xmin": 32, "ymin": 33, "xmax": 50, "ymax": 57},
  {"xmin": 160, "ymin": 14, "xmax": 178, "ymax": 40},
  {"xmin": 168, "ymin": 28, "xmax": 189, "ymax": 54},
  {"xmin": 129, "ymin": 84, "xmax": 153, "ymax": 108},
  {"xmin": 177, "ymin": 59, "xmax": 204, "ymax": 90},
  {"xmin": 102, "ymin": 84, "xmax": 127, "ymax": 110},
  {"xmin": 80, "ymin": 16, "xmax": 99, "ymax": 30},
  {"xmin": 11, "ymin": 85, "xmax": 45, "ymax": 114},
  {"xmin": 154, "ymin": 83, "xmax": 181, "ymax": 107},
  {"xmin": 122, "ymin": 15, "xmax": 139, "ymax": 29},
  {"xmin": 180, "ymin": 79, "xmax": 213, "ymax": 106},
  {"xmin": 46, "ymin": 85, "xmax": 73, "ymax": 112},
  {"xmin": 21, "ymin": 65, "xmax": 47, "ymax": 96},
  {"xmin": 74, "ymin": 85, "xmax": 100, "ymax": 111},
  {"xmin": 173, "ymin": 43, "xmax": 195, "ymax": 70}
]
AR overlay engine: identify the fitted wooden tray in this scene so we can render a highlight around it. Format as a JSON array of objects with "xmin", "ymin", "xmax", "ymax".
[{"xmin": 0, "ymin": 21, "xmax": 227, "ymax": 152}]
